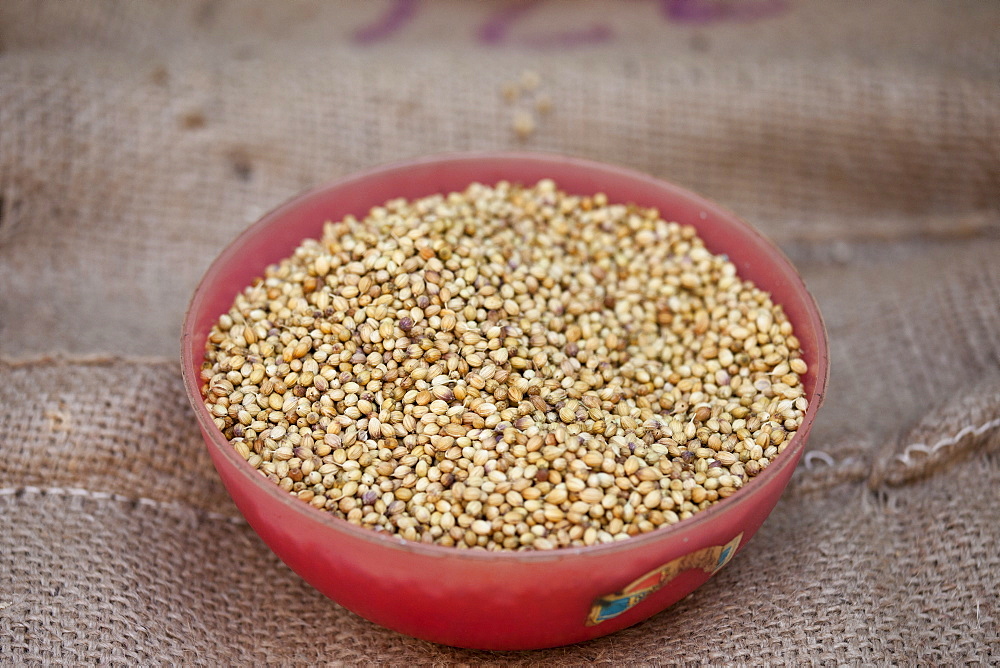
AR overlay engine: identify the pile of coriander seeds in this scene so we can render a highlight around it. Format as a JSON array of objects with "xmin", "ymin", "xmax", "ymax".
[{"xmin": 201, "ymin": 180, "xmax": 809, "ymax": 551}]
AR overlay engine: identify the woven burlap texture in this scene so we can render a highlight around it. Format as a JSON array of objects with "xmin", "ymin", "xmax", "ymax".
[{"xmin": 1, "ymin": 1, "xmax": 998, "ymax": 664}]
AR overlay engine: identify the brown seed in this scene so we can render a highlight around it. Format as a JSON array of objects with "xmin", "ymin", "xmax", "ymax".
[
  {"xmin": 545, "ymin": 487, "xmax": 568, "ymax": 505},
  {"xmin": 636, "ymin": 467, "xmax": 660, "ymax": 482},
  {"xmin": 712, "ymin": 450, "xmax": 736, "ymax": 466}
]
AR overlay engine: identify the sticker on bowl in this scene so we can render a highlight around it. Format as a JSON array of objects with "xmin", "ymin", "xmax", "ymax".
[{"xmin": 586, "ymin": 533, "xmax": 744, "ymax": 626}]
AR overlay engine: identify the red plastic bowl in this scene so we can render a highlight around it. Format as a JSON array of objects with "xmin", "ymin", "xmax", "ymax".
[{"xmin": 181, "ymin": 152, "xmax": 829, "ymax": 650}]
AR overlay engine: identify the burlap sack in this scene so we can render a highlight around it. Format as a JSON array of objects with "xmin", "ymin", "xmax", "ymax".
[{"xmin": 2, "ymin": 1, "xmax": 997, "ymax": 664}]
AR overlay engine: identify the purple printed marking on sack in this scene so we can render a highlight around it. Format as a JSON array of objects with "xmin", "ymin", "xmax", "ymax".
[
  {"xmin": 661, "ymin": 0, "xmax": 788, "ymax": 24},
  {"xmin": 350, "ymin": 0, "xmax": 789, "ymax": 47},
  {"xmin": 477, "ymin": 0, "xmax": 613, "ymax": 47},
  {"xmin": 353, "ymin": 0, "xmax": 421, "ymax": 45}
]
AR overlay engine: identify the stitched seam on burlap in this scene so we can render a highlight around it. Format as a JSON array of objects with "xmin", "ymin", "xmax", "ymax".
[
  {"xmin": 0, "ymin": 485, "xmax": 246, "ymax": 525},
  {"xmin": 891, "ymin": 416, "xmax": 1000, "ymax": 468},
  {"xmin": 794, "ymin": 412, "xmax": 1000, "ymax": 492},
  {"xmin": 3, "ymin": 359, "xmax": 995, "ymax": 490},
  {"xmin": 0, "ymin": 354, "xmax": 178, "ymax": 367},
  {"xmin": 801, "ymin": 412, "xmax": 1000, "ymax": 477}
]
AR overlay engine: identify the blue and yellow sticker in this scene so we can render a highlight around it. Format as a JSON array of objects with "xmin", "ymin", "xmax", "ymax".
[{"xmin": 586, "ymin": 533, "xmax": 743, "ymax": 626}]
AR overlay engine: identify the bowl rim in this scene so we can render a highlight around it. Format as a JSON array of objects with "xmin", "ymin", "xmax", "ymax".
[{"xmin": 181, "ymin": 150, "xmax": 830, "ymax": 562}]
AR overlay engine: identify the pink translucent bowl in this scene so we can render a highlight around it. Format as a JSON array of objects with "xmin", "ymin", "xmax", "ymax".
[{"xmin": 181, "ymin": 152, "xmax": 829, "ymax": 650}]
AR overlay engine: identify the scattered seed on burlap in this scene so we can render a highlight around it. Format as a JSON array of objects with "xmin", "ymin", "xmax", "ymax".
[
  {"xmin": 201, "ymin": 180, "xmax": 809, "ymax": 551},
  {"xmin": 512, "ymin": 110, "xmax": 536, "ymax": 140},
  {"xmin": 502, "ymin": 69, "xmax": 550, "ymax": 139}
]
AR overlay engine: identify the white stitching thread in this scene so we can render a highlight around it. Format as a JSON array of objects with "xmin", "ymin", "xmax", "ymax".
[
  {"xmin": 800, "ymin": 449, "xmax": 861, "ymax": 471},
  {"xmin": 803, "ymin": 450, "xmax": 835, "ymax": 468},
  {"xmin": 891, "ymin": 416, "xmax": 1000, "ymax": 468},
  {"xmin": 0, "ymin": 485, "xmax": 245, "ymax": 524}
]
